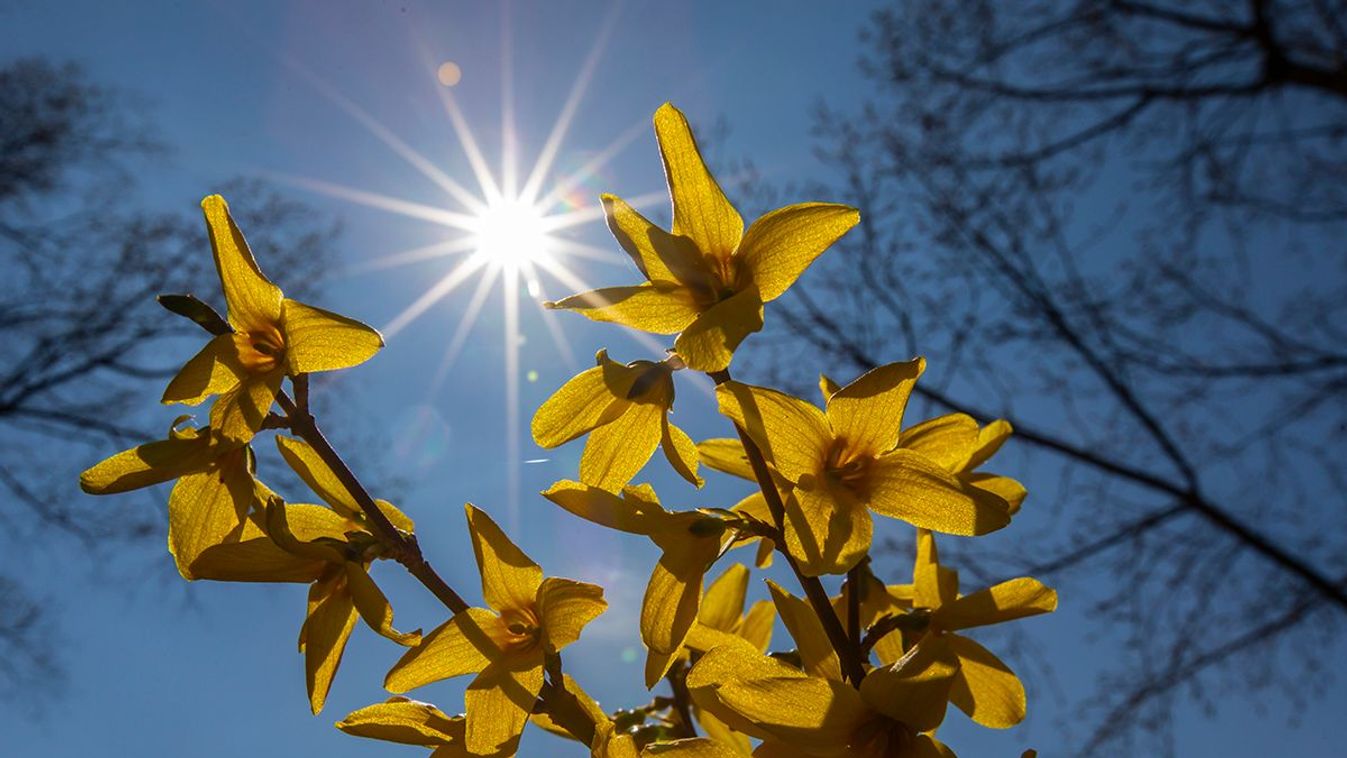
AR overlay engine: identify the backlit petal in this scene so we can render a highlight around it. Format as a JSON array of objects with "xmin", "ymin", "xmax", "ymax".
[
  {"xmin": 766, "ymin": 580, "xmax": 842, "ymax": 682},
  {"xmin": 663, "ymin": 419, "xmax": 704, "ymax": 488},
  {"xmin": 948, "ymin": 635, "xmax": 1026, "ymax": 728},
  {"xmin": 336, "ymin": 698, "xmax": 464, "ymax": 746},
  {"xmin": 385, "ymin": 607, "xmax": 500, "ymax": 692},
  {"xmin": 581, "ymin": 400, "xmax": 663, "ymax": 492},
  {"xmin": 275, "ymin": 434, "xmax": 360, "ymax": 518},
  {"xmin": 673, "ymin": 287, "xmax": 764, "ymax": 373},
  {"xmin": 937, "ymin": 577, "xmax": 1057, "ymax": 632},
  {"xmin": 548, "ymin": 284, "xmax": 701, "ymax": 334},
  {"xmin": 697, "ymin": 437, "xmax": 755, "ymax": 481},
  {"xmin": 80, "ymin": 431, "xmax": 219, "ymax": 495},
  {"xmin": 167, "ymin": 452, "xmax": 256, "ymax": 580},
  {"xmin": 966, "ymin": 419, "xmax": 1013, "ymax": 472},
  {"xmin": 202, "ymin": 195, "xmax": 282, "ymax": 332},
  {"xmin": 867, "ymin": 450, "xmax": 1011, "ymax": 537},
  {"xmin": 465, "ymin": 658, "xmax": 545, "ymax": 757},
  {"xmin": 162, "ymin": 333, "xmax": 244, "ymax": 405},
  {"xmin": 537, "ymin": 576, "xmax": 607, "ymax": 653},
  {"xmin": 966, "ymin": 473, "xmax": 1027, "ymax": 516},
  {"xmin": 783, "ymin": 484, "xmax": 872, "ymax": 577},
  {"xmin": 715, "ymin": 676, "xmax": 870, "ymax": 752},
  {"xmin": 715, "ymin": 382, "xmax": 830, "ymax": 483},
  {"xmin": 899, "ymin": 414, "xmax": 979, "ymax": 471},
  {"xmin": 602, "ymin": 193, "xmax": 710, "ymax": 288},
  {"xmin": 686, "ymin": 644, "xmax": 806, "ymax": 742},
  {"xmin": 700, "ymin": 563, "xmax": 749, "ymax": 632},
  {"xmin": 347, "ymin": 564, "xmax": 421, "ymax": 646},
  {"xmin": 643, "ymin": 738, "xmax": 745, "ymax": 757},
  {"xmin": 913, "ymin": 530, "xmax": 958, "ymax": 610},
  {"xmin": 825, "ymin": 358, "xmax": 924, "ymax": 457},
  {"xmin": 858, "ymin": 637, "xmax": 957, "ymax": 732},
  {"xmin": 466, "ymin": 504, "xmax": 543, "ymax": 613},
  {"xmin": 189, "ymin": 517, "xmax": 326, "ymax": 584},
  {"xmin": 540, "ymin": 480, "xmax": 666, "ymax": 536},
  {"xmin": 739, "ymin": 203, "xmax": 858, "ymax": 302},
  {"xmin": 531, "ymin": 352, "xmax": 636, "ymax": 447},
  {"xmin": 654, "ymin": 103, "xmax": 743, "ymax": 257},
  {"xmin": 283, "ymin": 298, "xmax": 383, "ymax": 374},
  {"xmin": 302, "ymin": 580, "xmax": 358, "ymax": 714},
  {"xmin": 210, "ymin": 368, "xmax": 283, "ymax": 443}
]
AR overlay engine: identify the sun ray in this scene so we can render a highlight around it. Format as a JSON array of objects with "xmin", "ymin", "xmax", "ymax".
[
  {"xmin": 545, "ymin": 238, "xmax": 629, "ymax": 267},
  {"xmin": 502, "ymin": 263, "xmax": 522, "ymax": 529},
  {"xmin": 530, "ymin": 253, "xmax": 670, "ymax": 359},
  {"xmin": 518, "ymin": 3, "xmax": 621, "ymax": 206},
  {"xmin": 521, "ymin": 261, "xmax": 580, "ymax": 373},
  {"xmin": 382, "ymin": 255, "xmax": 488, "ymax": 339},
  {"xmin": 427, "ymin": 265, "xmax": 501, "ymax": 395},
  {"xmin": 535, "ymin": 117, "xmax": 648, "ymax": 212},
  {"xmin": 271, "ymin": 173, "xmax": 479, "ymax": 230},
  {"xmin": 499, "ymin": 1, "xmax": 518, "ymax": 201},
  {"xmin": 344, "ymin": 237, "xmax": 478, "ymax": 275},
  {"xmin": 540, "ymin": 189, "xmax": 671, "ymax": 232}
]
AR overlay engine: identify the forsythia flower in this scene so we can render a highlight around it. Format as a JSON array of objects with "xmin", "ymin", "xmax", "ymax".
[
  {"xmin": 79, "ymin": 417, "xmax": 261, "ymax": 579},
  {"xmin": 716, "ymin": 359, "xmax": 1014, "ymax": 576},
  {"xmin": 385, "ymin": 505, "xmax": 607, "ymax": 757},
  {"xmin": 161, "ymin": 195, "xmax": 383, "ymax": 443},
  {"xmin": 189, "ymin": 435, "xmax": 421, "ymax": 714},
  {"xmin": 532, "ymin": 351, "xmax": 701, "ymax": 491},
  {"xmin": 899, "ymin": 416, "xmax": 1027, "ymax": 514},
  {"xmin": 540, "ymin": 481, "xmax": 734, "ymax": 688},
  {"xmin": 688, "ymin": 640, "xmax": 961, "ymax": 757},
  {"xmin": 547, "ymin": 103, "xmax": 859, "ymax": 372},
  {"xmin": 684, "ymin": 563, "xmax": 775, "ymax": 655},
  {"xmin": 898, "ymin": 530, "xmax": 1057, "ymax": 728},
  {"xmin": 338, "ymin": 697, "xmax": 469, "ymax": 757}
]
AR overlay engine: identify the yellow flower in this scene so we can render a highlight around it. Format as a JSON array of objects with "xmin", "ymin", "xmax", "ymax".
[
  {"xmin": 79, "ymin": 417, "xmax": 262, "ymax": 579},
  {"xmin": 899, "ymin": 416, "xmax": 1027, "ymax": 514},
  {"xmin": 337, "ymin": 697, "xmax": 469, "ymax": 757},
  {"xmin": 901, "ymin": 530, "xmax": 1057, "ymax": 728},
  {"xmin": 716, "ymin": 359, "xmax": 1014, "ymax": 576},
  {"xmin": 547, "ymin": 103, "xmax": 859, "ymax": 372},
  {"xmin": 190, "ymin": 435, "xmax": 420, "ymax": 714},
  {"xmin": 385, "ymin": 505, "xmax": 607, "ymax": 757},
  {"xmin": 687, "ymin": 639, "xmax": 961, "ymax": 758},
  {"xmin": 684, "ymin": 563, "xmax": 775, "ymax": 655},
  {"xmin": 540, "ymin": 480, "xmax": 732, "ymax": 688},
  {"xmin": 532, "ymin": 350, "xmax": 700, "ymax": 491},
  {"xmin": 161, "ymin": 195, "xmax": 383, "ymax": 443}
]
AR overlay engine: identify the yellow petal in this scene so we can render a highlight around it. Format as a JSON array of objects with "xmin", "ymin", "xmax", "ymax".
[
  {"xmin": 275, "ymin": 434, "xmax": 360, "ymax": 518},
  {"xmin": 737, "ymin": 600, "xmax": 775, "ymax": 653},
  {"xmin": 210, "ymin": 368, "xmax": 283, "ymax": 443},
  {"xmin": 375, "ymin": 498, "xmax": 416, "ymax": 533},
  {"xmin": 662, "ymin": 419, "xmax": 704, "ymax": 488},
  {"xmin": 739, "ymin": 203, "xmax": 859, "ymax": 302},
  {"xmin": 825, "ymin": 358, "xmax": 924, "ymax": 457},
  {"xmin": 966, "ymin": 473, "xmax": 1027, "ymax": 516},
  {"xmin": 692, "ymin": 707, "xmax": 753, "ymax": 756},
  {"xmin": 696, "ymin": 438, "xmax": 754, "ymax": 481},
  {"xmin": 783, "ymin": 483, "xmax": 872, "ymax": 576},
  {"xmin": 531, "ymin": 353, "xmax": 636, "ymax": 448},
  {"xmin": 643, "ymin": 738, "xmax": 746, "ymax": 757},
  {"xmin": 537, "ymin": 576, "xmax": 607, "ymax": 653},
  {"xmin": 189, "ymin": 527, "xmax": 326, "ymax": 583},
  {"xmin": 715, "ymin": 676, "xmax": 870, "ymax": 752},
  {"xmin": 581, "ymin": 401, "xmax": 664, "ymax": 492},
  {"xmin": 162, "ymin": 333, "xmax": 244, "ymax": 405},
  {"xmin": 714, "ymin": 382, "xmax": 830, "ymax": 483},
  {"xmin": 265, "ymin": 500, "xmax": 349, "ymax": 563},
  {"xmin": 336, "ymin": 697, "xmax": 464, "ymax": 746},
  {"xmin": 913, "ymin": 530, "xmax": 958, "ymax": 611},
  {"xmin": 464, "ymin": 658, "xmax": 545, "ymax": 757},
  {"xmin": 947, "ymin": 634, "xmax": 1026, "ymax": 728},
  {"xmin": 818, "ymin": 374, "xmax": 841, "ymax": 403},
  {"xmin": 858, "ymin": 637, "xmax": 958, "ymax": 732},
  {"xmin": 282, "ymin": 298, "xmax": 383, "ymax": 374},
  {"xmin": 201, "ymin": 195, "xmax": 283, "ymax": 332},
  {"xmin": 547, "ymin": 284, "xmax": 701, "ymax": 334},
  {"xmin": 653, "ymin": 103, "xmax": 743, "ymax": 257},
  {"xmin": 602, "ymin": 193, "xmax": 711, "ymax": 288},
  {"xmin": 685, "ymin": 643, "xmax": 806, "ymax": 742},
  {"xmin": 899, "ymin": 414, "xmax": 979, "ymax": 471},
  {"xmin": 465, "ymin": 504, "xmax": 543, "ymax": 614},
  {"xmin": 347, "ymin": 564, "xmax": 421, "ymax": 646},
  {"xmin": 867, "ymin": 450, "xmax": 1011, "ymax": 537},
  {"xmin": 167, "ymin": 451, "xmax": 256, "ymax": 580},
  {"xmin": 385, "ymin": 607, "xmax": 500, "ymax": 692},
  {"xmin": 79, "ymin": 431, "xmax": 219, "ymax": 495},
  {"xmin": 640, "ymin": 548, "xmax": 704, "ymax": 658},
  {"xmin": 644, "ymin": 647, "xmax": 682, "ymax": 691},
  {"xmin": 700, "ymin": 563, "xmax": 749, "ymax": 632},
  {"xmin": 593, "ymin": 722, "xmax": 641, "ymax": 758},
  {"xmin": 529, "ymin": 672, "xmax": 607, "ymax": 741},
  {"xmin": 673, "ymin": 287, "xmax": 764, "ymax": 373},
  {"xmin": 912, "ymin": 735, "xmax": 957, "ymax": 758},
  {"xmin": 937, "ymin": 577, "xmax": 1057, "ymax": 632},
  {"xmin": 541, "ymin": 480, "xmax": 665, "ymax": 536},
  {"xmin": 966, "ymin": 419, "xmax": 1013, "ymax": 471},
  {"xmin": 302, "ymin": 580, "xmax": 358, "ymax": 714},
  {"xmin": 765, "ymin": 580, "xmax": 842, "ymax": 682}
]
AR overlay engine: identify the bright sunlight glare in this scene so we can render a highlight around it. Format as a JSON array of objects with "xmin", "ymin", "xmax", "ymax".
[{"xmin": 467, "ymin": 199, "xmax": 552, "ymax": 270}]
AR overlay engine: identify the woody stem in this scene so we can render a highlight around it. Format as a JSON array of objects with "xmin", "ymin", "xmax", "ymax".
[{"xmin": 708, "ymin": 368, "xmax": 867, "ymax": 686}]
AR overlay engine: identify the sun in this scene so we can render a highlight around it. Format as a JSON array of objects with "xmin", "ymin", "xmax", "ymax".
[{"xmin": 467, "ymin": 198, "xmax": 553, "ymax": 271}]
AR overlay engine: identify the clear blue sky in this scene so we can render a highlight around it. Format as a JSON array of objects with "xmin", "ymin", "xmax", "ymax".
[{"xmin": 1, "ymin": 1, "xmax": 1342, "ymax": 756}]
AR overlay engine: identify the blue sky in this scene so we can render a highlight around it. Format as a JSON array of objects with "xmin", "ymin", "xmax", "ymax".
[{"xmin": 2, "ymin": 1, "xmax": 1343, "ymax": 756}]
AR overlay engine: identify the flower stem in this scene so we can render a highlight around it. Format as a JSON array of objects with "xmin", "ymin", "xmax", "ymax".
[{"xmin": 708, "ymin": 368, "xmax": 867, "ymax": 686}]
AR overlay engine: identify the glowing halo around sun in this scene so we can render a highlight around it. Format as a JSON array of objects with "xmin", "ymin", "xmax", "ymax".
[{"xmin": 465, "ymin": 198, "xmax": 554, "ymax": 272}]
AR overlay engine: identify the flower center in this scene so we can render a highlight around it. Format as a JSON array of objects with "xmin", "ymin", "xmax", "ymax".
[
  {"xmin": 825, "ymin": 438, "xmax": 873, "ymax": 495},
  {"xmin": 500, "ymin": 608, "xmax": 542, "ymax": 653},
  {"xmin": 234, "ymin": 323, "xmax": 286, "ymax": 374}
]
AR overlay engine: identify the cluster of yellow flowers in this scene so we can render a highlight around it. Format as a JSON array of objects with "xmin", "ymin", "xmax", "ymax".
[{"xmin": 81, "ymin": 103, "xmax": 1055, "ymax": 757}]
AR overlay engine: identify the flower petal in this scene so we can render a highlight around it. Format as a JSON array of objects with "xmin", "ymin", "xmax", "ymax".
[
  {"xmin": 783, "ymin": 483, "xmax": 872, "ymax": 577},
  {"xmin": 696, "ymin": 437, "xmax": 755, "ymax": 481},
  {"xmin": 537, "ymin": 576, "xmax": 607, "ymax": 653},
  {"xmin": 602, "ymin": 193, "xmax": 711, "ymax": 288},
  {"xmin": 738, "ymin": 600, "xmax": 776, "ymax": 653},
  {"xmin": 966, "ymin": 419, "xmax": 1013, "ymax": 471},
  {"xmin": 466, "ymin": 504, "xmax": 543, "ymax": 614},
  {"xmin": 531, "ymin": 352, "xmax": 636, "ymax": 448},
  {"xmin": 700, "ymin": 563, "xmax": 750, "ymax": 633},
  {"xmin": 210, "ymin": 368, "xmax": 283, "ymax": 443},
  {"xmin": 948, "ymin": 634, "xmax": 1026, "ymax": 728},
  {"xmin": 643, "ymin": 738, "xmax": 746, "ymax": 757},
  {"xmin": 202, "ymin": 195, "xmax": 282, "ymax": 332},
  {"xmin": 913, "ymin": 530, "xmax": 958, "ymax": 611},
  {"xmin": 581, "ymin": 400, "xmax": 664, "ymax": 492},
  {"xmin": 465, "ymin": 658, "xmax": 545, "ymax": 757},
  {"xmin": 858, "ymin": 637, "xmax": 958, "ymax": 732},
  {"xmin": 547, "ymin": 284, "xmax": 701, "ymax": 334},
  {"xmin": 686, "ymin": 643, "xmax": 806, "ymax": 742},
  {"xmin": 653, "ymin": 103, "xmax": 743, "ymax": 257},
  {"xmin": 899, "ymin": 414, "xmax": 979, "ymax": 472},
  {"xmin": 162, "ymin": 333, "xmax": 244, "ymax": 405},
  {"xmin": 740, "ymin": 203, "xmax": 859, "ymax": 302},
  {"xmin": 825, "ymin": 358, "xmax": 924, "ymax": 458},
  {"xmin": 347, "ymin": 563, "xmax": 421, "ymax": 646},
  {"xmin": 867, "ymin": 450, "xmax": 1011, "ymax": 537},
  {"xmin": 275, "ymin": 434, "xmax": 359, "ymax": 518},
  {"xmin": 673, "ymin": 286, "xmax": 764, "ymax": 373},
  {"xmin": 937, "ymin": 577, "xmax": 1057, "ymax": 632},
  {"xmin": 766, "ymin": 580, "xmax": 842, "ymax": 682},
  {"xmin": 715, "ymin": 382, "xmax": 830, "ymax": 484},
  {"xmin": 966, "ymin": 473, "xmax": 1027, "ymax": 516},
  {"xmin": 336, "ymin": 698, "xmax": 464, "ymax": 746},
  {"xmin": 282, "ymin": 298, "xmax": 383, "ymax": 374},
  {"xmin": 167, "ymin": 452, "xmax": 256, "ymax": 580},
  {"xmin": 663, "ymin": 419, "xmax": 704, "ymax": 488},
  {"xmin": 189, "ymin": 520, "xmax": 326, "ymax": 583},
  {"xmin": 80, "ymin": 431, "xmax": 219, "ymax": 495},
  {"xmin": 385, "ymin": 607, "xmax": 500, "ymax": 692},
  {"xmin": 715, "ymin": 676, "xmax": 870, "ymax": 752},
  {"xmin": 301, "ymin": 579, "xmax": 358, "ymax": 714},
  {"xmin": 540, "ymin": 480, "xmax": 665, "ymax": 536}
]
